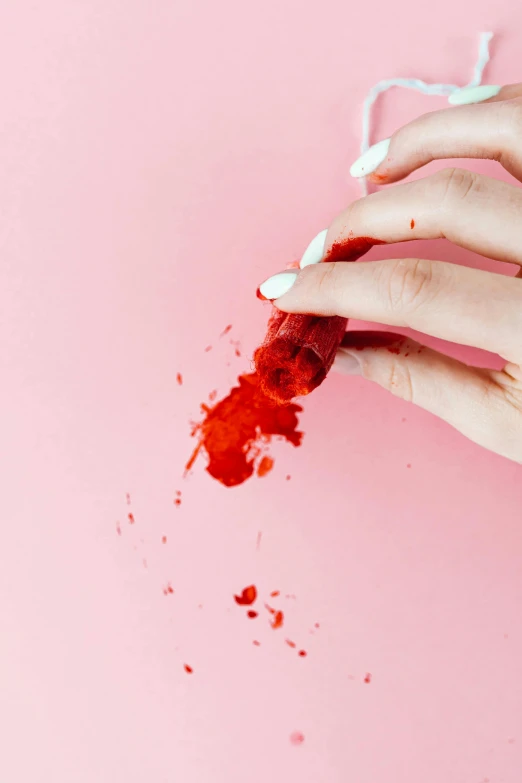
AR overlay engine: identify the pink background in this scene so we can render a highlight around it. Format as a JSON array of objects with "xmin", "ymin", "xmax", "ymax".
[{"xmin": 1, "ymin": 2, "xmax": 521, "ymax": 781}]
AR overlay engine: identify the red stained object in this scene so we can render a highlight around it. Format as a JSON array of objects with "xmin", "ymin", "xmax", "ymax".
[
  {"xmin": 184, "ymin": 664, "xmax": 193, "ymax": 674},
  {"xmin": 364, "ymin": 673, "xmax": 372, "ymax": 683},
  {"xmin": 290, "ymin": 731, "xmax": 305, "ymax": 746},
  {"xmin": 186, "ymin": 373, "xmax": 302, "ymax": 487},
  {"xmin": 271, "ymin": 610, "xmax": 284, "ymax": 630},
  {"xmin": 176, "ymin": 372, "xmax": 183, "ymax": 385},
  {"xmin": 247, "ymin": 610, "xmax": 258, "ymax": 619},
  {"xmin": 257, "ymin": 455, "xmax": 274, "ymax": 478},
  {"xmin": 254, "ymin": 236, "xmax": 382, "ymax": 403},
  {"xmin": 234, "ymin": 585, "xmax": 257, "ymax": 606},
  {"xmin": 128, "ymin": 513, "xmax": 135, "ymax": 524}
]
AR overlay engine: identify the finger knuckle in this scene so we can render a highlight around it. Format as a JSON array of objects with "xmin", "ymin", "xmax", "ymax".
[
  {"xmin": 385, "ymin": 359, "xmax": 415, "ymax": 403},
  {"xmin": 432, "ymin": 167, "xmax": 479, "ymax": 208},
  {"xmin": 380, "ymin": 257, "xmax": 438, "ymax": 313}
]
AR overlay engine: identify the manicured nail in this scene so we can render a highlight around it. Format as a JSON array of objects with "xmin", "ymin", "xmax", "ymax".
[
  {"xmin": 332, "ymin": 349, "xmax": 362, "ymax": 376},
  {"xmin": 350, "ymin": 138, "xmax": 390, "ymax": 179},
  {"xmin": 448, "ymin": 85, "xmax": 501, "ymax": 106},
  {"xmin": 300, "ymin": 229, "xmax": 328, "ymax": 268},
  {"xmin": 257, "ymin": 270, "xmax": 298, "ymax": 301}
]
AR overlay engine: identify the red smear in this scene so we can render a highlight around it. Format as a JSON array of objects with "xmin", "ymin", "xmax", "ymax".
[
  {"xmin": 298, "ymin": 650, "xmax": 307, "ymax": 657},
  {"xmin": 128, "ymin": 513, "xmax": 135, "ymax": 524},
  {"xmin": 247, "ymin": 610, "xmax": 258, "ymax": 619},
  {"xmin": 290, "ymin": 731, "xmax": 305, "ymax": 746},
  {"xmin": 186, "ymin": 373, "xmax": 302, "ymax": 487},
  {"xmin": 163, "ymin": 583, "xmax": 174, "ymax": 595},
  {"xmin": 254, "ymin": 237, "xmax": 382, "ymax": 404},
  {"xmin": 364, "ymin": 673, "xmax": 372, "ymax": 684},
  {"xmin": 410, "ymin": 219, "xmax": 415, "ymax": 229},
  {"xmin": 286, "ymin": 475, "xmax": 291, "ymax": 480},
  {"xmin": 270, "ymin": 590, "xmax": 280, "ymax": 597},
  {"xmin": 271, "ymin": 610, "xmax": 284, "ymax": 630},
  {"xmin": 235, "ymin": 348, "xmax": 241, "ymax": 357},
  {"xmin": 177, "ymin": 372, "xmax": 183, "ymax": 385},
  {"xmin": 184, "ymin": 664, "xmax": 193, "ymax": 674},
  {"xmin": 116, "ymin": 522, "xmax": 122, "ymax": 536},
  {"xmin": 265, "ymin": 604, "xmax": 276, "ymax": 615},
  {"xmin": 256, "ymin": 531, "xmax": 262, "ymax": 550},
  {"xmin": 285, "ymin": 639, "xmax": 296, "ymax": 648},
  {"xmin": 234, "ymin": 585, "xmax": 257, "ymax": 606},
  {"xmin": 220, "ymin": 324, "xmax": 233, "ymax": 336},
  {"xmin": 204, "ymin": 345, "xmax": 212, "ymax": 352},
  {"xmin": 253, "ymin": 640, "xmax": 261, "ymax": 646},
  {"xmin": 162, "ymin": 536, "xmax": 167, "ymax": 544},
  {"xmin": 257, "ymin": 455, "xmax": 274, "ymax": 478},
  {"xmin": 126, "ymin": 493, "xmax": 131, "ymax": 505}
]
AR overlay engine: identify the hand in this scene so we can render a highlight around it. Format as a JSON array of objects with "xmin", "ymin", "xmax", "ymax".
[{"xmin": 257, "ymin": 84, "xmax": 522, "ymax": 463}]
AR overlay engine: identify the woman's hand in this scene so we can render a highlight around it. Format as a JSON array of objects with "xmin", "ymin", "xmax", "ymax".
[{"xmin": 258, "ymin": 84, "xmax": 522, "ymax": 463}]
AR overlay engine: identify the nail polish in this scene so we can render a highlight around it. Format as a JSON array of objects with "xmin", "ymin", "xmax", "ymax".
[
  {"xmin": 349, "ymin": 138, "xmax": 390, "ymax": 179},
  {"xmin": 257, "ymin": 271, "xmax": 298, "ymax": 301},
  {"xmin": 448, "ymin": 85, "xmax": 501, "ymax": 106},
  {"xmin": 300, "ymin": 229, "xmax": 328, "ymax": 268}
]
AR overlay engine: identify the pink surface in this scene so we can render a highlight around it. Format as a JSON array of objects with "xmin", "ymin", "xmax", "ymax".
[{"xmin": 1, "ymin": 2, "xmax": 521, "ymax": 782}]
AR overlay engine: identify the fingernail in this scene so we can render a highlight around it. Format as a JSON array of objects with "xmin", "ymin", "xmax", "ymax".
[
  {"xmin": 257, "ymin": 270, "xmax": 298, "ymax": 301},
  {"xmin": 349, "ymin": 138, "xmax": 390, "ymax": 179},
  {"xmin": 300, "ymin": 229, "xmax": 328, "ymax": 268},
  {"xmin": 332, "ymin": 349, "xmax": 362, "ymax": 376},
  {"xmin": 448, "ymin": 85, "xmax": 501, "ymax": 105}
]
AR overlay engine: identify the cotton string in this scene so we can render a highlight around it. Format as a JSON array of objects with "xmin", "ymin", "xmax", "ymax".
[{"xmin": 358, "ymin": 31, "xmax": 494, "ymax": 195}]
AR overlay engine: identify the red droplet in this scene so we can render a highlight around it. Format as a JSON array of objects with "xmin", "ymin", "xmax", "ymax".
[
  {"xmin": 270, "ymin": 590, "xmax": 280, "ymax": 597},
  {"xmin": 116, "ymin": 522, "xmax": 122, "ymax": 536},
  {"xmin": 184, "ymin": 664, "xmax": 193, "ymax": 674},
  {"xmin": 253, "ymin": 640, "xmax": 261, "ymax": 646},
  {"xmin": 286, "ymin": 475, "xmax": 291, "ymax": 480},
  {"xmin": 410, "ymin": 219, "xmax": 415, "ymax": 229},
  {"xmin": 407, "ymin": 464, "xmax": 411, "ymax": 469},
  {"xmin": 220, "ymin": 324, "xmax": 232, "ymax": 336},
  {"xmin": 176, "ymin": 372, "xmax": 183, "ymax": 385},
  {"xmin": 257, "ymin": 455, "xmax": 274, "ymax": 478},
  {"xmin": 290, "ymin": 731, "xmax": 305, "ymax": 746},
  {"xmin": 235, "ymin": 348, "xmax": 241, "ymax": 357},
  {"xmin": 162, "ymin": 536, "xmax": 167, "ymax": 544},
  {"xmin": 298, "ymin": 650, "xmax": 307, "ymax": 657},
  {"xmin": 234, "ymin": 585, "xmax": 257, "ymax": 606},
  {"xmin": 314, "ymin": 622, "xmax": 320, "ymax": 629},
  {"xmin": 174, "ymin": 498, "xmax": 181, "ymax": 507},
  {"xmin": 285, "ymin": 639, "xmax": 296, "ymax": 648},
  {"xmin": 163, "ymin": 583, "xmax": 174, "ymax": 595},
  {"xmin": 364, "ymin": 673, "xmax": 372, "ymax": 684},
  {"xmin": 247, "ymin": 610, "xmax": 258, "ymax": 619},
  {"xmin": 271, "ymin": 610, "xmax": 284, "ymax": 630},
  {"xmin": 128, "ymin": 513, "xmax": 135, "ymax": 524},
  {"xmin": 126, "ymin": 493, "xmax": 131, "ymax": 505},
  {"xmin": 204, "ymin": 345, "xmax": 212, "ymax": 352}
]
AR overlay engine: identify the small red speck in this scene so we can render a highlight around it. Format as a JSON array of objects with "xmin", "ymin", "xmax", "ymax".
[
  {"xmin": 174, "ymin": 497, "xmax": 181, "ymax": 507},
  {"xmin": 271, "ymin": 610, "xmax": 284, "ymax": 630},
  {"xmin": 364, "ymin": 673, "xmax": 372, "ymax": 684},
  {"xmin": 128, "ymin": 513, "xmax": 135, "ymax": 524},
  {"xmin": 209, "ymin": 389, "xmax": 217, "ymax": 401},
  {"xmin": 407, "ymin": 463, "xmax": 411, "ymax": 468},
  {"xmin": 257, "ymin": 455, "xmax": 274, "ymax": 478},
  {"xmin": 162, "ymin": 536, "xmax": 167, "ymax": 544},
  {"xmin": 142, "ymin": 558, "xmax": 148, "ymax": 569},
  {"xmin": 220, "ymin": 324, "xmax": 232, "ymax": 336},
  {"xmin": 298, "ymin": 650, "xmax": 307, "ymax": 657},
  {"xmin": 204, "ymin": 345, "xmax": 212, "ymax": 352},
  {"xmin": 163, "ymin": 583, "xmax": 174, "ymax": 595},
  {"xmin": 125, "ymin": 493, "xmax": 131, "ymax": 505},
  {"xmin": 175, "ymin": 490, "xmax": 182, "ymax": 496},
  {"xmin": 247, "ymin": 610, "xmax": 258, "ymax": 619},
  {"xmin": 265, "ymin": 603, "xmax": 276, "ymax": 615},
  {"xmin": 116, "ymin": 522, "xmax": 122, "ymax": 536},
  {"xmin": 286, "ymin": 475, "xmax": 291, "ymax": 480},
  {"xmin": 256, "ymin": 531, "xmax": 262, "ymax": 550},
  {"xmin": 290, "ymin": 732, "xmax": 305, "ymax": 746},
  {"xmin": 234, "ymin": 585, "xmax": 257, "ymax": 606},
  {"xmin": 235, "ymin": 348, "xmax": 241, "ymax": 357},
  {"xmin": 270, "ymin": 590, "xmax": 280, "ymax": 597},
  {"xmin": 410, "ymin": 219, "xmax": 415, "ymax": 229},
  {"xmin": 285, "ymin": 640, "xmax": 296, "ymax": 648},
  {"xmin": 184, "ymin": 664, "xmax": 193, "ymax": 674},
  {"xmin": 176, "ymin": 372, "xmax": 183, "ymax": 385},
  {"xmin": 253, "ymin": 640, "xmax": 261, "ymax": 646}
]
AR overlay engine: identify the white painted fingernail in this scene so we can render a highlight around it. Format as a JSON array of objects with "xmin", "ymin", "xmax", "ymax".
[
  {"xmin": 448, "ymin": 85, "xmax": 501, "ymax": 105},
  {"xmin": 300, "ymin": 229, "xmax": 328, "ymax": 269},
  {"xmin": 258, "ymin": 271, "xmax": 298, "ymax": 301},
  {"xmin": 349, "ymin": 138, "xmax": 390, "ymax": 179}
]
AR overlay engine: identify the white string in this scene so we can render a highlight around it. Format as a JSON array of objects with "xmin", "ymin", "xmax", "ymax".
[{"xmin": 358, "ymin": 32, "xmax": 494, "ymax": 195}]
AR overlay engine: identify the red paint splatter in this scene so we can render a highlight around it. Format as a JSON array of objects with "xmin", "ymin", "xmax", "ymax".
[
  {"xmin": 253, "ymin": 640, "xmax": 261, "ymax": 646},
  {"xmin": 209, "ymin": 389, "xmax": 217, "ymax": 401},
  {"xmin": 220, "ymin": 324, "xmax": 233, "ymax": 337},
  {"xmin": 174, "ymin": 498, "xmax": 181, "ymax": 507},
  {"xmin": 204, "ymin": 345, "xmax": 212, "ymax": 352},
  {"xmin": 265, "ymin": 604, "xmax": 276, "ymax": 615},
  {"xmin": 286, "ymin": 474, "xmax": 291, "ymax": 480},
  {"xmin": 186, "ymin": 374, "xmax": 302, "ymax": 487},
  {"xmin": 257, "ymin": 455, "xmax": 274, "ymax": 478},
  {"xmin": 234, "ymin": 585, "xmax": 257, "ymax": 606},
  {"xmin": 271, "ymin": 610, "xmax": 284, "ymax": 630},
  {"xmin": 256, "ymin": 531, "xmax": 262, "ymax": 550},
  {"xmin": 247, "ymin": 610, "xmax": 258, "ymax": 619},
  {"xmin": 184, "ymin": 664, "xmax": 193, "ymax": 674},
  {"xmin": 298, "ymin": 650, "xmax": 307, "ymax": 657},
  {"xmin": 285, "ymin": 639, "xmax": 296, "ymax": 648},
  {"xmin": 162, "ymin": 536, "xmax": 167, "ymax": 544},
  {"xmin": 128, "ymin": 513, "xmax": 135, "ymax": 524},
  {"xmin": 314, "ymin": 622, "xmax": 320, "ymax": 629},
  {"xmin": 177, "ymin": 372, "xmax": 183, "ymax": 385},
  {"xmin": 290, "ymin": 731, "xmax": 305, "ymax": 746},
  {"xmin": 163, "ymin": 583, "xmax": 174, "ymax": 595},
  {"xmin": 270, "ymin": 590, "xmax": 280, "ymax": 598},
  {"xmin": 235, "ymin": 348, "xmax": 241, "ymax": 357},
  {"xmin": 410, "ymin": 219, "xmax": 415, "ymax": 229},
  {"xmin": 116, "ymin": 522, "xmax": 122, "ymax": 536},
  {"xmin": 364, "ymin": 673, "xmax": 372, "ymax": 684}
]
